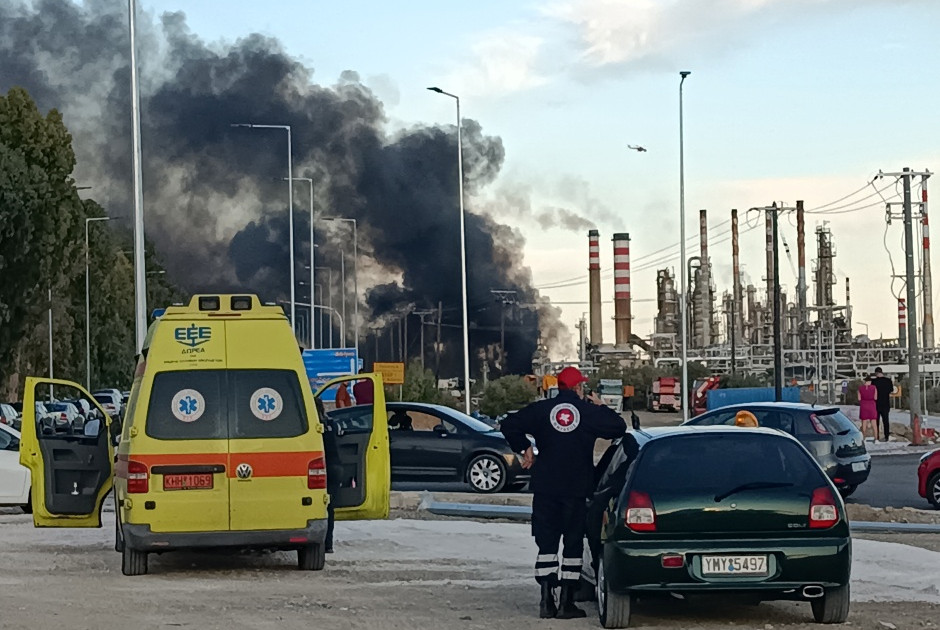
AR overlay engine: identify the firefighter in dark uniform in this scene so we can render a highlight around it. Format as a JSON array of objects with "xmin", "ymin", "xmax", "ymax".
[{"xmin": 501, "ymin": 366, "xmax": 627, "ymax": 619}]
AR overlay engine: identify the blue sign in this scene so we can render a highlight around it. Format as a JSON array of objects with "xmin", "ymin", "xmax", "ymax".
[{"xmin": 302, "ymin": 348, "xmax": 359, "ymax": 402}]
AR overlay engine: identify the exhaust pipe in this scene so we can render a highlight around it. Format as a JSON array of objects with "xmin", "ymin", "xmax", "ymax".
[{"xmin": 802, "ymin": 585, "xmax": 824, "ymax": 599}]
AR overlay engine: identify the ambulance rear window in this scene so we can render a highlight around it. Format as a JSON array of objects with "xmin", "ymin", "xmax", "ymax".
[
  {"xmin": 230, "ymin": 370, "xmax": 308, "ymax": 439},
  {"xmin": 147, "ymin": 371, "xmax": 226, "ymax": 440}
]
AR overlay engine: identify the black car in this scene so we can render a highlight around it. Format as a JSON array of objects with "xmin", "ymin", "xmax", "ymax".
[
  {"xmin": 684, "ymin": 402, "xmax": 870, "ymax": 497},
  {"xmin": 383, "ymin": 402, "xmax": 530, "ymax": 493},
  {"xmin": 589, "ymin": 427, "xmax": 851, "ymax": 628}
]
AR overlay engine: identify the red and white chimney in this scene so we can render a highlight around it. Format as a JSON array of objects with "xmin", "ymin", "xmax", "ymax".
[
  {"xmin": 613, "ymin": 233, "xmax": 631, "ymax": 346},
  {"xmin": 899, "ymin": 298, "xmax": 907, "ymax": 347},
  {"xmin": 588, "ymin": 230, "xmax": 602, "ymax": 345}
]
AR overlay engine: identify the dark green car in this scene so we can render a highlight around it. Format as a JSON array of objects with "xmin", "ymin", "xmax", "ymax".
[{"xmin": 591, "ymin": 426, "xmax": 851, "ymax": 628}]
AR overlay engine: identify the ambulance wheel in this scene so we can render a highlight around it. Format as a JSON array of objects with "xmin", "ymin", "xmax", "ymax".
[
  {"xmin": 22, "ymin": 494, "xmax": 32, "ymax": 515},
  {"xmin": 298, "ymin": 543, "xmax": 325, "ymax": 571},
  {"xmin": 121, "ymin": 544, "xmax": 148, "ymax": 576},
  {"xmin": 115, "ymin": 515, "xmax": 125, "ymax": 553}
]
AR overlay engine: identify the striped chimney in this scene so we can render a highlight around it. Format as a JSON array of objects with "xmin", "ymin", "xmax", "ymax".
[
  {"xmin": 922, "ymin": 178, "xmax": 934, "ymax": 348},
  {"xmin": 613, "ymin": 233, "xmax": 631, "ymax": 346},
  {"xmin": 899, "ymin": 298, "xmax": 907, "ymax": 347},
  {"xmin": 588, "ymin": 230, "xmax": 602, "ymax": 345}
]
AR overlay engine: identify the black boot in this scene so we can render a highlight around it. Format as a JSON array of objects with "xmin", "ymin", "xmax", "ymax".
[
  {"xmin": 556, "ymin": 584, "xmax": 587, "ymax": 619},
  {"xmin": 539, "ymin": 582, "xmax": 558, "ymax": 618}
]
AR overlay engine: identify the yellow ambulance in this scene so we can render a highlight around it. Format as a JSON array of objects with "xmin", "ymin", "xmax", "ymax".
[{"xmin": 19, "ymin": 294, "xmax": 390, "ymax": 575}]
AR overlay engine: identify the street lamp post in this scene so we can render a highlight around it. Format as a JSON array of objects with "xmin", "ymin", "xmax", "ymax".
[
  {"xmin": 287, "ymin": 176, "xmax": 315, "ymax": 348},
  {"xmin": 428, "ymin": 86, "xmax": 472, "ymax": 414},
  {"xmin": 678, "ymin": 70, "xmax": 691, "ymax": 422},
  {"xmin": 232, "ymin": 123, "xmax": 295, "ymax": 338},
  {"xmin": 324, "ymin": 218, "xmax": 358, "ymax": 359},
  {"xmin": 128, "ymin": 0, "xmax": 147, "ymax": 355},
  {"xmin": 316, "ymin": 266, "xmax": 333, "ymax": 347},
  {"xmin": 85, "ymin": 216, "xmax": 115, "ymax": 390}
]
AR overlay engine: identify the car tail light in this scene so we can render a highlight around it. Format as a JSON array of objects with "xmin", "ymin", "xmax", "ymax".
[
  {"xmin": 308, "ymin": 455, "xmax": 327, "ymax": 489},
  {"xmin": 625, "ymin": 490, "xmax": 656, "ymax": 531},
  {"xmin": 127, "ymin": 460, "xmax": 149, "ymax": 494},
  {"xmin": 809, "ymin": 487, "xmax": 839, "ymax": 529},
  {"xmin": 809, "ymin": 413, "xmax": 830, "ymax": 434},
  {"xmin": 661, "ymin": 553, "xmax": 684, "ymax": 568}
]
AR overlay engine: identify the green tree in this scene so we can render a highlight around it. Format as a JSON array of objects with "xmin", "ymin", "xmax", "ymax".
[
  {"xmin": 480, "ymin": 375, "xmax": 537, "ymax": 418},
  {"xmin": 402, "ymin": 359, "xmax": 450, "ymax": 405}
]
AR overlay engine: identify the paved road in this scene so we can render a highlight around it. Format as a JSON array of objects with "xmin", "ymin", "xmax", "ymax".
[{"xmin": 847, "ymin": 453, "xmax": 928, "ymax": 509}]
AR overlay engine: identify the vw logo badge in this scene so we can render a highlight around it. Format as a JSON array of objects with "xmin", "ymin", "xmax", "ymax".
[{"xmin": 235, "ymin": 463, "xmax": 253, "ymax": 479}]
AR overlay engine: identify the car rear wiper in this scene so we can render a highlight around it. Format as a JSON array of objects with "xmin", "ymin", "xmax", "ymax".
[{"xmin": 714, "ymin": 481, "xmax": 794, "ymax": 502}]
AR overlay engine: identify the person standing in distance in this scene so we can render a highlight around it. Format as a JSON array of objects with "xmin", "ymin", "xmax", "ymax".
[
  {"xmin": 501, "ymin": 366, "xmax": 627, "ymax": 619},
  {"xmin": 870, "ymin": 367, "xmax": 894, "ymax": 442}
]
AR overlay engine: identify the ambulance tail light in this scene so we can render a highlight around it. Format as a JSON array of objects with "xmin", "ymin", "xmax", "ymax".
[
  {"xmin": 127, "ymin": 460, "xmax": 150, "ymax": 494},
  {"xmin": 625, "ymin": 490, "xmax": 656, "ymax": 532},
  {"xmin": 308, "ymin": 455, "xmax": 327, "ymax": 489}
]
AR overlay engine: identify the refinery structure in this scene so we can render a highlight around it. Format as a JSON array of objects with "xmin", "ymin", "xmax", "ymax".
[{"xmin": 566, "ymin": 172, "xmax": 939, "ymax": 402}]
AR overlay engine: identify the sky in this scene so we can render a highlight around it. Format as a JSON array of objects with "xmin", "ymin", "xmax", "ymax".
[{"xmin": 136, "ymin": 0, "xmax": 940, "ymax": 354}]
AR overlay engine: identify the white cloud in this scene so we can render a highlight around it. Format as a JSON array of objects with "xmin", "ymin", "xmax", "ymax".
[{"xmin": 442, "ymin": 30, "xmax": 550, "ymax": 98}]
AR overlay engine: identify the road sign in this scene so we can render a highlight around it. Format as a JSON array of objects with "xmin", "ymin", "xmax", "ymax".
[
  {"xmin": 302, "ymin": 348, "xmax": 359, "ymax": 402},
  {"xmin": 373, "ymin": 362, "xmax": 405, "ymax": 385}
]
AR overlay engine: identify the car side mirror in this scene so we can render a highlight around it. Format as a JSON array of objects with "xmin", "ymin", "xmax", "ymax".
[
  {"xmin": 630, "ymin": 412, "xmax": 641, "ymax": 431},
  {"xmin": 433, "ymin": 424, "xmax": 448, "ymax": 436}
]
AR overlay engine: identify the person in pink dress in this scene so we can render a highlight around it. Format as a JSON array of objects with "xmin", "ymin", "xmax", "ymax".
[{"xmin": 858, "ymin": 376, "xmax": 879, "ymax": 441}]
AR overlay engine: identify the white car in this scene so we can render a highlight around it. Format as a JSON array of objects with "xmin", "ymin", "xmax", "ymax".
[{"xmin": 0, "ymin": 423, "xmax": 30, "ymax": 513}]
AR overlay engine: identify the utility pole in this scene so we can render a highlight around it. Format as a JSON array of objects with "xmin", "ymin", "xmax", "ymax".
[
  {"xmin": 435, "ymin": 301, "xmax": 443, "ymax": 377},
  {"xmin": 413, "ymin": 310, "xmax": 435, "ymax": 368},
  {"xmin": 490, "ymin": 290, "xmax": 517, "ymax": 374},
  {"xmin": 771, "ymin": 203, "xmax": 783, "ymax": 401},
  {"xmin": 903, "ymin": 168, "xmax": 923, "ymax": 443}
]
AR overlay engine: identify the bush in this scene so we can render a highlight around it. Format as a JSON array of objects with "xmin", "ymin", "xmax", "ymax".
[
  {"xmin": 401, "ymin": 359, "xmax": 451, "ymax": 406},
  {"xmin": 480, "ymin": 375, "xmax": 537, "ymax": 418}
]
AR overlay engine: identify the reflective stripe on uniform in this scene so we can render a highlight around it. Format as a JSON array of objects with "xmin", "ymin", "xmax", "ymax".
[
  {"xmin": 536, "ymin": 566, "xmax": 559, "ymax": 577},
  {"xmin": 560, "ymin": 571, "xmax": 581, "ymax": 581},
  {"xmin": 537, "ymin": 554, "xmax": 558, "ymax": 563},
  {"xmin": 561, "ymin": 557, "xmax": 583, "ymax": 567}
]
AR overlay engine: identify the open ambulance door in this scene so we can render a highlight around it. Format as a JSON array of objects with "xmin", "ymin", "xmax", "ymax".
[
  {"xmin": 19, "ymin": 377, "xmax": 115, "ymax": 527},
  {"xmin": 313, "ymin": 373, "xmax": 389, "ymax": 520}
]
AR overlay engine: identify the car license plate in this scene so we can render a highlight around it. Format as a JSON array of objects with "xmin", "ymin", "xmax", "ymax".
[
  {"xmin": 163, "ymin": 473, "xmax": 213, "ymax": 491},
  {"xmin": 852, "ymin": 461, "xmax": 867, "ymax": 472},
  {"xmin": 701, "ymin": 555, "xmax": 768, "ymax": 576}
]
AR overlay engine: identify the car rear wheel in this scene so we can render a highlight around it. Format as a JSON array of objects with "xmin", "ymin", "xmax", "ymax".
[
  {"xmin": 298, "ymin": 543, "xmax": 325, "ymax": 571},
  {"xmin": 22, "ymin": 493, "xmax": 32, "ymax": 515},
  {"xmin": 597, "ymin": 555, "xmax": 632, "ymax": 628},
  {"xmin": 811, "ymin": 583, "xmax": 849, "ymax": 624},
  {"xmin": 837, "ymin": 484, "xmax": 857, "ymax": 498},
  {"xmin": 121, "ymin": 544, "xmax": 148, "ymax": 576},
  {"xmin": 927, "ymin": 472, "xmax": 940, "ymax": 509},
  {"xmin": 467, "ymin": 454, "xmax": 507, "ymax": 493}
]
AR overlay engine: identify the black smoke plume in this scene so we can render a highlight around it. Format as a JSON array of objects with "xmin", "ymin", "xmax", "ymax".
[{"xmin": 0, "ymin": 0, "xmax": 568, "ymax": 375}]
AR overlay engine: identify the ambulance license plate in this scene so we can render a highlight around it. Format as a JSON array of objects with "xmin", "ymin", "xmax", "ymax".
[
  {"xmin": 163, "ymin": 473, "xmax": 213, "ymax": 491},
  {"xmin": 701, "ymin": 555, "xmax": 768, "ymax": 576}
]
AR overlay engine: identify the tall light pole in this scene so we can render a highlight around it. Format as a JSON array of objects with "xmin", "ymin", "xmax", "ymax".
[
  {"xmin": 232, "ymin": 123, "xmax": 295, "ymax": 337},
  {"xmin": 678, "ymin": 70, "xmax": 691, "ymax": 422},
  {"xmin": 128, "ymin": 0, "xmax": 147, "ymax": 354},
  {"xmin": 428, "ymin": 86, "xmax": 471, "ymax": 414},
  {"xmin": 324, "ymin": 217, "xmax": 358, "ymax": 359},
  {"xmin": 287, "ymin": 176, "xmax": 315, "ymax": 348},
  {"xmin": 85, "ymin": 216, "xmax": 115, "ymax": 390},
  {"xmin": 317, "ymin": 266, "xmax": 333, "ymax": 347}
]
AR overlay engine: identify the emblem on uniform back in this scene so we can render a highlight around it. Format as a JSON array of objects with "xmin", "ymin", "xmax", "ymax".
[{"xmin": 550, "ymin": 403, "xmax": 580, "ymax": 433}]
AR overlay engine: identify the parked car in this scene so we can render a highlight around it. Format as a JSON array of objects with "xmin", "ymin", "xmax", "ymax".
[
  {"xmin": 683, "ymin": 402, "xmax": 870, "ymax": 497},
  {"xmin": 590, "ymin": 426, "xmax": 851, "ymax": 628},
  {"xmin": 92, "ymin": 391, "xmax": 122, "ymax": 418},
  {"xmin": 917, "ymin": 449, "xmax": 940, "ymax": 508},
  {"xmin": 0, "ymin": 403, "xmax": 20, "ymax": 431},
  {"xmin": 327, "ymin": 402, "xmax": 530, "ymax": 493},
  {"xmin": 0, "ymin": 423, "xmax": 31, "ymax": 513}
]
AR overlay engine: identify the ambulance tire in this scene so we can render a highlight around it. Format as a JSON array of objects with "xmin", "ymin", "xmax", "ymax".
[
  {"xmin": 121, "ymin": 544, "xmax": 148, "ymax": 576},
  {"xmin": 115, "ymin": 515, "xmax": 125, "ymax": 553},
  {"xmin": 298, "ymin": 543, "xmax": 325, "ymax": 571}
]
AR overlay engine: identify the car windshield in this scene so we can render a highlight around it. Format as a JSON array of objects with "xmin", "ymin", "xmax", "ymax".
[
  {"xmin": 632, "ymin": 432, "xmax": 825, "ymax": 496},
  {"xmin": 47, "ymin": 403, "xmax": 73, "ymax": 412},
  {"xmin": 441, "ymin": 408, "xmax": 498, "ymax": 432}
]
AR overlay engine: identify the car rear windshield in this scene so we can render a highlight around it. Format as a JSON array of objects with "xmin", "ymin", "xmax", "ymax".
[
  {"xmin": 146, "ymin": 369, "xmax": 308, "ymax": 441},
  {"xmin": 812, "ymin": 409, "xmax": 857, "ymax": 435},
  {"xmin": 632, "ymin": 433, "xmax": 826, "ymax": 495},
  {"xmin": 93, "ymin": 394, "xmax": 115, "ymax": 405}
]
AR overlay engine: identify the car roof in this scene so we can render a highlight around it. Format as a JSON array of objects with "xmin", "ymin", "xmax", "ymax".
[
  {"xmin": 387, "ymin": 402, "xmax": 455, "ymax": 413},
  {"xmin": 0, "ymin": 423, "xmax": 19, "ymax": 437},
  {"xmin": 704, "ymin": 402, "xmax": 839, "ymax": 414}
]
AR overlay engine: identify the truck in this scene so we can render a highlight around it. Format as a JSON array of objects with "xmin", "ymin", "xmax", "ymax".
[
  {"xmin": 647, "ymin": 377, "xmax": 681, "ymax": 412},
  {"xmin": 597, "ymin": 379, "xmax": 624, "ymax": 413}
]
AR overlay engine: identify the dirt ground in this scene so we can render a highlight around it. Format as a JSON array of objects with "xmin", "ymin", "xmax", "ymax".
[{"xmin": 1, "ymin": 507, "xmax": 939, "ymax": 630}]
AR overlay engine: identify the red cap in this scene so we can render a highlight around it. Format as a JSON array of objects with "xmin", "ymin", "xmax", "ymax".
[{"xmin": 557, "ymin": 366, "xmax": 588, "ymax": 390}]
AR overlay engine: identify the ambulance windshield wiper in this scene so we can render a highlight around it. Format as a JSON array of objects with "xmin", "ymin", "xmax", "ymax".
[{"xmin": 714, "ymin": 481, "xmax": 793, "ymax": 503}]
